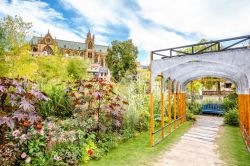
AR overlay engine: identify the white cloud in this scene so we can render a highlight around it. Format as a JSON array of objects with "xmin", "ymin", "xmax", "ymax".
[
  {"xmin": 61, "ymin": 0, "xmax": 122, "ymax": 26},
  {"xmin": 60, "ymin": 0, "xmax": 192, "ymax": 64},
  {"xmin": 138, "ymin": 0, "xmax": 250, "ymax": 39},
  {"xmin": 0, "ymin": 0, "xmax": 82, "ymax": 42},
  {"xmin": 2, "ymin": 0, "xmax": 249, "ymax": 65}
]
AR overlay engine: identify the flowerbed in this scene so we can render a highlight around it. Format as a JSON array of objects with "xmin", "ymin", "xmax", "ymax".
[{"xmin": 0, "ymin": 77, "xmax": 137, "ymax": 165}]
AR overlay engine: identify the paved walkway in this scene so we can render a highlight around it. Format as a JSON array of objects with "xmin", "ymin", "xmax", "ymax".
[{"xmin": 154, "ymin": 115, "xmax": 224, "ymax": 166}]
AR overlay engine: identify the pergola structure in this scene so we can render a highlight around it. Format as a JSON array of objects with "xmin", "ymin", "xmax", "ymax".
[{"xmin": 149, "ymin": 35, "xmax": 250, "ymax": 151}]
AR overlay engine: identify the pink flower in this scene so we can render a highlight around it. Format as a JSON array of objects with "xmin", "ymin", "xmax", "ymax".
[
  {"xmin": 21, "ymin": 152, "xmax": 27, "ymax": 159},
  {"xmin": 33, "ymin": 130, "xmax": 38, "ymax": 135},
  {"xmin": 39, "ymin": 129, "xmax": 44, "ymax": 135},
  {"xmin": 25, "ymin": 157, "xmax": 31, "ymax": 163},
  {"xmin": 12, "ymin": 130, "xmax": 20, "ymax": 138},
  {"xmin": 53, "ymin": 155, "xmax": 61, "ymax": 161},
  {"xmin": 48, "ymin": 122, "xmax": 54, "ymax": 130}
]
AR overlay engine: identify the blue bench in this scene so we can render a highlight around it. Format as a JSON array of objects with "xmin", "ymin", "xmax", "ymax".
[{"xmin": 201, "ymin": 104, "xmax": 225, "ymax": 115}]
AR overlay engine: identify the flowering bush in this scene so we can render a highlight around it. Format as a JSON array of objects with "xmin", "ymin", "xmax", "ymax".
[
  {"xmin": 67, "ymin": 78, "xmax": 128, "ymax": 136},
  {"xmin": 0, "ymin": 121, "xmax": 53, "ymax": 165},
  {"xmin": 0, "ymin": 77, "xmax": 50, "ymax": 165},
  {"xmin": 80, "ymin": 141, "xmax": 97, "ymax": 163},
  {"xmin": 0, "ymin": 77, "xmax": 48, "ymax": 143},
  {"xmin": 0, "ymin": 77, "xmax": 131, "ymax": 165}
]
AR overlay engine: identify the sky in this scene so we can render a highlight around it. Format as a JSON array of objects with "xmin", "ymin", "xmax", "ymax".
[{"xmin": 0, "ymin": 0, "xmax": 250, "ymax": 65}]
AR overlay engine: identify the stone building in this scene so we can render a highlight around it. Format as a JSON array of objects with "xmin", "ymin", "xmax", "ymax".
[{"xmin": 30, "ymin": 30, "xmax": 111, "ymax": 81}]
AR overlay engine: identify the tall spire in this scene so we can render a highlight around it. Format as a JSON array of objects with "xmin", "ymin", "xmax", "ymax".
[{"xmin": 87, "ymin": 30, "xmax": 91, "ymax": 38}]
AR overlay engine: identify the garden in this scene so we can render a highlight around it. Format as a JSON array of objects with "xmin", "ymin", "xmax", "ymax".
[
  {"xmin": 0, "ymin": 16, "xmax": 150, "ymax": 165},
  {"xmin": 0, "ymin": 15, "xmax": 247, "ymax": 166}
]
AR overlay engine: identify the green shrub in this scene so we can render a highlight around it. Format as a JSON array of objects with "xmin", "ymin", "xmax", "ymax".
[
  {"xmin": 223, "ymin": 93, "xmax": 238, "ymax": 111},
  {"xmin": 187, "ymin": 102, "xmax": 201, "ymax": 115},
  {"xmin": 39, "ymin": 85, "xmax": 73, "ymax": 118},
  {"xmin": 97, "ymin": 133, "xmax": 119, "ymax": 152},
  {"xmin": 51, "ymin": 141, "xmax": 81, "ymax": 165},
  {"xmin": 67, "ymin": 58, "xmax": 89, "ymax": 80},
  {"xmin": 224, "ymin": 108, "xmax": 239, "ymax": 126},
  {"xmin": 186, "ymin": 109, "xmax": 196, "ymax": 121}
]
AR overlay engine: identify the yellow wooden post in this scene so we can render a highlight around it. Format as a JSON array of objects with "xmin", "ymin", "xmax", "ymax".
[
  {"xmin": 168, "ymin": 79, "xmax": 172, "ymax": 132},
  {"xmin": 160, "ymin": 73, "xmax": 165, "ymax": 138},
  {"xmin": 176, "ymin": 86, "xmax": 179, "ymax": 127},
  {"xmin": 181, "ymin": 93, "xmax": 184, "ymax": 123},
  {"xmin": 149, "ymin": 51, "xmax": 154, "ymax": 146},
  {"xmin": 248, "ymin": 94, "xmax": 250, "ymax": 135},
  {"xmin": 242, "ymin": 95, "xmax": 246, "ymax": 131},
  {"xmin": 174, "ymin": 83, "xmax": 177, "ymax": 129},
  {"xmin": 178, "ymin": 90, "xmax": 182, "ymax": 126},
  {"xmin": 238, "ymin": 95, "xmax": 242, "ymax": 131},
  {"xmin": 184, "ymin": 93, "xmax": 186, "ymax": 122},
  {"xmin": 247, "ymin": 94, "xmax": 250, "ymax": 135}
]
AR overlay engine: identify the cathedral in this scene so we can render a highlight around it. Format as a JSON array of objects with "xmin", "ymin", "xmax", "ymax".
[{"xmin": 30, "ymin": 30, "xmax": 111, "ymax": 80}]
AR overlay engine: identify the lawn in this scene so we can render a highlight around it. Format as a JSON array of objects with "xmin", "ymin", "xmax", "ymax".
[
  {"xmin": 217, "ymin": 125, "xmax": 250, "ymax": 166},
  {"xmin": 83, "ymin": 122, "xmax": 192, "ymax": 166}
]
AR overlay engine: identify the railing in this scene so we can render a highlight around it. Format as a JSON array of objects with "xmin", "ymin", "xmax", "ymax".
[
  {"xmin": 240, "ymin": 123, "xmax": 250, "ymax": 152},
  {"xmin": 202, "ymin": 91, "xmax": 233, "ymax": 96},
  {"xmin": 152, "ymin": 114, "xmax": 186, "ymax": 146},
  {"xmin": 152, "ymin": 35, "xmax": 250, "ymax": 59}
]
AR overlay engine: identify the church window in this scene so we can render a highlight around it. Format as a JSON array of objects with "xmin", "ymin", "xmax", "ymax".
[
  {"xmin": 33, "ymin": 47, "xmax": 38, "ymax": 52},
  {"xmin": 43, "ymin": 45, "xmax": 53, "ymax": 55},
  {"xmin": 45, "ymin": 38, "xmax": 51, "ymax": 43}
]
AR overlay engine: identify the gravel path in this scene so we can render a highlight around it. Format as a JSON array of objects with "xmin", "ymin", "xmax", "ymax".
[{"xmin": 154, "ymin": 115, "xmax": 224, "ymax": 166}]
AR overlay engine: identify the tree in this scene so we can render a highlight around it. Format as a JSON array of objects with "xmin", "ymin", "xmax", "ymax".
[
  {"xmin": 0, "ymin": 15, "xmax": 32, "ymax": 56},
  {"xmin": 106, "ymin": 39, "xmax": 138, "ymax": 82},
  {"xmin": 0, "ymin": 23, "xmax": 5, "ymax": 57}
]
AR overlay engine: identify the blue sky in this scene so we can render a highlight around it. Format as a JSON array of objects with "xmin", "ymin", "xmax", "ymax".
[{"xmin": 1, "ymin": 0, "xmax": 250, "ymax": 64}]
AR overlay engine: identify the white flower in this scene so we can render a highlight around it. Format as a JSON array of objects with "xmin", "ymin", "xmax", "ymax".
[{"xmin": 25, "ymin": 157, "xmax": 31, "ymax": 163}]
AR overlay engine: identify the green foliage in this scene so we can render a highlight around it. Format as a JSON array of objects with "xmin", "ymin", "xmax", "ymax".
[
  {"xmin": 203, "ymin": 79, "xmax": 214, "ymax": 90},
  {"xmin": 223, "ymin": 93, "xmax": 238, "ymax": 111},
  {"xmin": 67, "ymin": 78, "xmax": 128, "ymax": 136},
  {"xmin": 39, "ymin": 85, "xmax": 73, "ymax": 118},
  {"xmin": 186, "ymin": 81, "xmax": 202, "ymax": 93},
  {"xmin": 67, "ymin": 58, "xmax": 89, "ymax": 80},
  {"xmin": 107, "ymin": 39, "xmax": 138, "ymax": 82},
  {"xmin": 224, "ymin": 108, "xmax": 239, "ymax": 126},
  {"xmin": 187, "ymin": 101, "xmax": 201, "ymax": 115},
  {"xmin": 97, "ymin": 133, "xmax": 119, "ymax": 153},
  {"xmin": 118, "ymin": 70, "xmax": 150, "ymax": 138},
  {"xmin": 51, "ymin": 141, "xmax": 81, "ymax": 165},
  {"xmin": 0, "ymin": 23, "xmax": 5, "ymax": 57},
  {"xmin": 186, "ymin": 109, "xmax": 196, "ymax": 121},
  {"xmin": 2, "ymin": 54, "xmax": 89, "ymax": 86},
  {"xmin": 0, "ymin": 15, "xmax": 32, "ymax": 56}
]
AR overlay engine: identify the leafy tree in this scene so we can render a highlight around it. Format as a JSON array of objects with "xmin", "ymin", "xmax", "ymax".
[
  {"xmin": 0, "ymin": 15, "xmax": 32, "ymax": 56},
  {"xmin": 0, "ymin": 15, "xmax": 32, "ymax": 76},
  {"xmin": 0, "ymin": 23, "xmax": 5, "ymax": 57},
  {"xmin": 106, "ymin": 39, "xmax": 138, "ymax": 82}
]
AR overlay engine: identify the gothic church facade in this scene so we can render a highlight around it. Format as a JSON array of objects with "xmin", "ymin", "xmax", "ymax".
[{"xmin": 30, "ymin": 31, "xmax": 111, "ymax": 80}]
